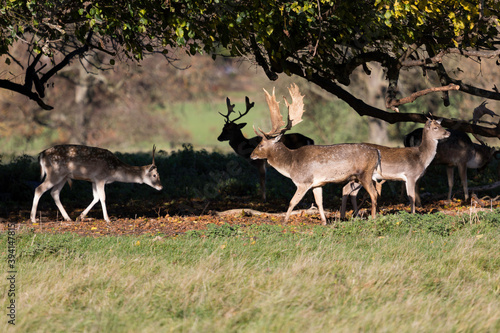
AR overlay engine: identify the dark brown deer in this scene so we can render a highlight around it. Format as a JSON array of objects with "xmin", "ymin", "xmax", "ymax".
[
  {"xmin": 30, "ymin": 145, "xmax": 162, "ymax": 223},
  {"xmin": 340, "ymin": 119, "xmax": 450, "ymax": 218},
  {"xmin": 404, "ymin": 128, "xmax": 496, "ymax": 202},
  {"xmin": 218, "ymin": 96, "xmax": 314, "ymax": 200},
  {"xmin": 250, "ymin": 84, "xmax": 381, "ymax": 224}
]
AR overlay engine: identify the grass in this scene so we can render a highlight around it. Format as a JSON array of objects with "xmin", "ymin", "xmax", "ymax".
[
  {"xmin": 1, "ymin": 213, "xmax": 500, "ymax": 332},
  {"xmin": 170, "ymin": 97, "xmax": 271, "ymax": 151}
]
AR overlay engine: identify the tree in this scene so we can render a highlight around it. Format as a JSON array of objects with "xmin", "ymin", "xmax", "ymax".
[
  {"xmin": 0, "ymin": 0, "xmax": 189, "ymax": 109},
  {"xmin": 191, "ymin": 0, "xmax": 500, "ymax": 138},
  {"xmin": 2, "ymin": 1, "xmax": 500, "ymax": 139}
]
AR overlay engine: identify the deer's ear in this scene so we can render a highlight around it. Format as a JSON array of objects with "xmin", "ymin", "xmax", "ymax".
[
  {"xmin": 148, "ymin": 165, "xmax": 157, "ymax": 173},
  {"xmin": 272, "ymin": 134, "xmax": 283, "ymax": 143},
  {"xmin": 436, "ymin": 118, "xmax": 443, "ymax": 124},
  {"xmin": 238, "ymin": 123, "xmax": 247, "ymax": 129}
]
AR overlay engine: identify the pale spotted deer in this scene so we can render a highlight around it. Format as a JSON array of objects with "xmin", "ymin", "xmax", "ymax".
[
  {"xmin": 250, "ymin": 84, "xmax": 381, "ymax": 224},
  {"xmin": 404, "ymin": 128, "xmax": 496, "ymax": 203},
  {"xmin": 218, "ymin": 96, "xmax": 314, "ymax": 200},
  {"xmin": 30, "ymin": 145, "xmax": 162, "ymax": 222},
  {"xmin": 340, "ymin": 119, "xmax": 450, "ymax": 219}
]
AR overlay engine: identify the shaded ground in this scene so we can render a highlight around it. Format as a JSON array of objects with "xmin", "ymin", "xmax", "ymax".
[{"xmin": 2, "ymin": 195, "xmax": 499, "ymax": 237}]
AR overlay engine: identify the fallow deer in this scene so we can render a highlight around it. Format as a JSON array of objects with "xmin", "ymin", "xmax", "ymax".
[
  {"xmin": 340, "ymin": 119, "xmax": 450, "ymax": 219},
  {"xmin": 404, "ymin": 128, "xmax": 496, "ymax": 202},
  {"xmin": 218, "ymin": 96, "xmax": 314, "ymax": 200},
  {"xmin": 250, "ymin": 84, "xmax": 381, "ymax": 224},
  {"xmin": 30, "ymin": 145, "xmax": 162, "ymax": 223}
]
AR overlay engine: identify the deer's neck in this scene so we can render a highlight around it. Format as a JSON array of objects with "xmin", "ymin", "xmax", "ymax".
[
  {"xmin": 112, "ymin": 164, "xmax": 146, "ymax": 184},
  {"xmin": 229, "ymin": 131, "xmax": 257, "ymax": 159},
  {"xmin": 418, "ymin": 134, "xmax": 439, "ymax": 167},
  {"xmin": 266, "ymin": 144, "xmax": 294, "ymax": 178}
]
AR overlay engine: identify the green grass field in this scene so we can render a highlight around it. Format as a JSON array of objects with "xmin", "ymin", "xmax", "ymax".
[
  {"xmin": 170, "ymin": 96, "xmax": 271, "ymax": 152},
  {"xmin": 2, "ymin": 213, "xmax": 500, "ymax": 332}
]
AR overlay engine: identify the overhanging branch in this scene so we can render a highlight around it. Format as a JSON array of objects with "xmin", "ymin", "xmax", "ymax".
[
  {"xmin": 443, "ymin": 76, "xmax": 500, "ymax": 101},
  {"xmin": 386, "ymin": 84, "xmax": 460, "ymax": 112},
  {"xmin": 290, "ymin": 68, "xmax": 500, "ymax": 139},
  {"xmin": 0, "ymin": 79, "xmax": 54, "ymax": 110},
  {"xmin": 0, "ymin": 31, "xmax": 94, "ymax": 110},
  {"xmin": 401, "ymin": 48, "xmax": 500, "ymax": 67},
  {"xmin": 40, "ymin": 31, "xmax": 94, "ymax": 87}
]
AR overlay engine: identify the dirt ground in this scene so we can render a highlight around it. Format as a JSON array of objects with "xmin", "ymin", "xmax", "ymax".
[{"xmin": 3, "ymin": 195, "xmax": 499, "ymax": 237}]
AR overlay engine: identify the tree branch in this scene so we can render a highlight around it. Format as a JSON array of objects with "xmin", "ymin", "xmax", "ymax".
[
  {"xmin": 442, "ymin": 76, "xmax": 500, "ymax": 101},
  {"xmin": 39, "ymin": 31, "xmax": 94, "ymax": 87},
  {"xmin": 386, "ymin": 84, "xmax": 460, "ymax": 112},
  {"xmin": 0, "ymin": 79, "xmax": 54, "ymax": 110},
  {"xmin": 400, "ymin": 48, "xmax": 500, "ymax": 67},
  {"xmin": 249, "ymin": 33, "xmax": 278, "ymax": 81},
  {"xmin": 425, "ymin": 44, "xmax": 452, "ymax": 106},
  {"xmin": 0, "ymin": 32, "xmax": 94, "ymax": 110},
  {"xmin": 284, "ymin": 66, "xmax": 500, "ymax": 138}
]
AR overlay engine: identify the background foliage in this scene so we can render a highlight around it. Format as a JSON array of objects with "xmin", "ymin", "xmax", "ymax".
[{"xmin": 2, "ymin": 0, "xmax": 500, "ymax": 139}]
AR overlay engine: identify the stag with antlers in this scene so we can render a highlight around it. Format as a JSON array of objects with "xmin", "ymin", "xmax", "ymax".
[
  {"xmin": 250, "ymin": 84, "xmax": 381, "ymax": 224},
  {"xmin": 218, "ymin": 95, "xmax": 314, "ymax": 200}
]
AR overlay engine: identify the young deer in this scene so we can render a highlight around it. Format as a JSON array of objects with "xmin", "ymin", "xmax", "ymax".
[
  {"xmin": 30, "ymin": 145, "xmax": 162, "ymax": 223},
  {"xmin": 340, "ymin": 119, "xmax": 450, "ymax": 219},
  {"xmin": 218, "ymin": 96, "xmax": 314, "ymax": 200},
  {"xmin": 250, "ymin": 84, "xmax": 381, "ymax": 224},
  {"xmin": 404, "ymin": 128, "xmax": 496, "ymax": 202}
]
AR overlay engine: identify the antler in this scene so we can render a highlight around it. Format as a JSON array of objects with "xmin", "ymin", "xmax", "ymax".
[
  {"xmin": 283, "ymin": 83, "xmax": 305, "ymax": 130},
  {"xmin": 152, "ymin": 144, "xmax": 156, "ymax": 165},
  {"xmin": 472, "ymin": 101, "xmax": 499, "ymax": 125},
  {"xmin": 219, "ymin": 97, "xmax": 255, "ymax": 124},
  {"xmin": 256, "ymin": 84, "xmax": 305, "ymax": 138},
  {"xmin": 219, "ymin": 98, "xmax": 236, "ymax": 123}
]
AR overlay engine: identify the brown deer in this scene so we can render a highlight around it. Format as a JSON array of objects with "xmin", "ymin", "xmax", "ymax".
[
  {"xmin": 340, "ymin": 119, "xmax": 450, "ymax": 219},
  {"xmin": 250, "ymin": 84, "xmax": 381, "ymax": 224},
  {"xmin": 30, "ymin": 145, "xmax": 162, "ymax": 223},
  {"xmin": 218, "ymin": 96, "xmax": 314, "ymax": 200},
  {"xmin": 404, "ymin": 128, "xmax": 496, "ymax": 203}
]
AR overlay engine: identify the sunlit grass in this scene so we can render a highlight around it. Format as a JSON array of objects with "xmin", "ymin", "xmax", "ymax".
[{"xmin": 1, "ymin": 217, "xmax": 499, "ymax": 332}]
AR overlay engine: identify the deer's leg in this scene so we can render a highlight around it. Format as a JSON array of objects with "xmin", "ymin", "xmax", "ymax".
[
  {"xmin": 405, "ymin": 179, "xmax": 417, "ymax": 214},
  {"xmin": 284, "ymin": 185, "xmax": 309, "ymax": 223},
  {"xmin": 446, "ymin": 166, "xmax": 455, "ymax": 201},
  {"xmin": 95, "ymin": 181, "xmax": 110, "ymax": 222},
  {"xmin": 50, "ymin": 179, "xmax": 72, "ymax": 221},
  {"xmin": 359, "ymin": 175, "xmax": 378, "ymax": 219},
  {"xmin": 312, "ymin": 187, "xmax": 327, "ymax": 225},
  {"xmin": 79, "ymin": 182, "xmax": 100, "ymax": 221},
  {"xmin": 456, "ymin": 164, "xmax": 469, "ymax": 201},
  {"xmin": 31, "ymin": 180, "xmax": 54, "ymax": 222},
  {"xmin": 340, "ymin": 185, "xmax": 349, "ymax": 220},
  {"xmin": 375, "ymin": 180, "xmax": 385, "ymax": 196},
  {"xmin": 258, "ymin": 161, "xmax": 266, "ymax": 201},
  {"xmin": 414, "ymin": 179, "xmax": 422, "ymax": 207},
  {"xmin": 341, "ymin": 181, "xmax": 361, "ymax": 219}
]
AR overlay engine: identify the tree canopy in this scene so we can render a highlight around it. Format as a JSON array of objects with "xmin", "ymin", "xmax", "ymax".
[{"xmin": 2, "ymin": 0, "xmax": 500, "ymax": 138}]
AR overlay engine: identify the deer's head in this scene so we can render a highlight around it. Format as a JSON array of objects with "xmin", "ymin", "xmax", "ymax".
[
  {"xmin": 145, "ymin": 145, "xmax": 163, "ymax": 191},
  {"xmin": 251, "ymin": 84, "xmax": 305, "ymax": 160},
  {"xmin": 217, "ymin": 97, "xmax": 255, "ymax": 142},
  {"xmin": 424, "ymin": 118, "xmax": 450, "ymax": 142}
]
